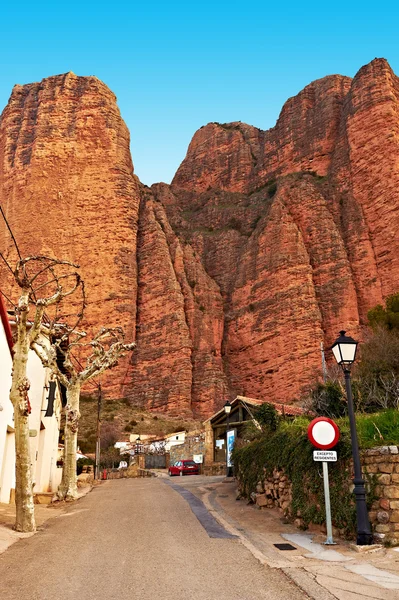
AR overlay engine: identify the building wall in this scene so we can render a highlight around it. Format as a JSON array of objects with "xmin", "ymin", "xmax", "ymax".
[
  {"xmin": 169, "ymin": 433, "xmax": 205, "ymax": 465},
  {"xmin": 26, "ymin": 337, "xmax": 62, "ymax": 495},
  {"xmin": 0, "ymin": 326, "xmax": 62, "ymax": 502},
  {"xmin": 0, "ymin": 314, "xmax": 15, "ymax": 503},
  {"xmin": 165, "ymin": 432, "xmax": 186, "ymax": 452}
]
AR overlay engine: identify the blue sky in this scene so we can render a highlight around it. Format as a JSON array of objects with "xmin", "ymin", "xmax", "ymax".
[{"xmin": 1, "ymin": 1, "xmax": 398, "ymax": 185}]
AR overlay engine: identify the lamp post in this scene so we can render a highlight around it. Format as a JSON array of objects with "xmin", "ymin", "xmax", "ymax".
[
  {"xmin": 331, "ymin": 330, "xmax": 373, "ymax": 545},
  {"xmin": 224, "ymin": 400, "xmax": 232, "ymax": 477}
]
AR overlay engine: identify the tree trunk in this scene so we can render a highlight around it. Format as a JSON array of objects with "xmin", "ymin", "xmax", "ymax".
[
  {"xmin": 10, "ymin": 290, "xmax": 36, "ymax": 532},
  {"xmin": 58, "ymin": 381, "xmax": 81, "ymax": 500},
  {"xmin": 13, "ymin": 407, "xmax": 35, "ymax": 531}
]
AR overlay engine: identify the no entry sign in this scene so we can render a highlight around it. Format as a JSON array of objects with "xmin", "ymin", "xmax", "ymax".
[
  {"xmin": 307, "ymin": 417, "xmax": 340, "ymax": 546},
  {"xmin": 307, "ymin": 417, "xmax": 340, "ymax": 450}
]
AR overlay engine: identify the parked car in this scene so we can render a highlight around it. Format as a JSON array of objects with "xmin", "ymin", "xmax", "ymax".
[{"xmin": 168, "ymin": 460, "xmax": 199, "ymax": 476}]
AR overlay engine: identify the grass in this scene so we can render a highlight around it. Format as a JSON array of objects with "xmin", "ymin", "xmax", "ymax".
[
  {"xmin": 339, "ymin": 409, "xmax": 399, "ymax": 449},
  {"xmin": 274, "ymin": 410, "xmax": 399, "ymax": 449}
]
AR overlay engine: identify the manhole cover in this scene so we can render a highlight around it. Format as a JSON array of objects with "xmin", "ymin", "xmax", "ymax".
[{"xmin": 274, "ymin": 543, "xmax": 297, "ymax": 551}]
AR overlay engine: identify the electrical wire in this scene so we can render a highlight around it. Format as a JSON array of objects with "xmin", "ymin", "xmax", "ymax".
[
  {"xmin": 0, "ymin": 204, "xmax": 22, "ymax": 260},
  {"xmin": 0, "ymin": 251, "xmax": 14, "ymax": 276},
  {"xmin": 0, "ymin": 288, "xmax": 14, "ymax": 307}
]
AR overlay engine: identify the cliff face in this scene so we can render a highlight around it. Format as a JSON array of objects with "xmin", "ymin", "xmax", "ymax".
[
  {"xmin": 162, "ymin": 57, "xmax": 399, "ymax": 404},
  {"xmin": 172, "ymin": 75, "xmax": 352, "ymax": 193},
  {"xmin": 1, "ymin": 59, "xmax": 398, "ymax": 417},
  {"xmin": 0, "ymin": 72, "xmax": 140, "ymax": 397}
]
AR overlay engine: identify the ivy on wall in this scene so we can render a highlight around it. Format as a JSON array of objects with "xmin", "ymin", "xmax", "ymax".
[{"xmin": 232, "ymin": 421, "xmax": 377, "ymax": 538}]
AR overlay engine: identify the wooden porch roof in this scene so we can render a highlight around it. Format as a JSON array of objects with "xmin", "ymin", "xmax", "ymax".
[{"xmin": 204, "ymin": 395, "xmax": 305, "ymax": 425}]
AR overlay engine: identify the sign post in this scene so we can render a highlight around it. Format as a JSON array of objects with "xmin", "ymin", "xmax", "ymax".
[
  {"xmin": 307, "ymin": 417, "xmax": 340, "ymax": 545},
  {"xmin": 226, "ymin": 428, "xmax": 236, "ymax": 469}
]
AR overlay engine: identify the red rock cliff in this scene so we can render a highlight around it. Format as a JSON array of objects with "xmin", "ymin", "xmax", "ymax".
[
  {"xmin": 1, "ymin": 59, "xmax": 398, "ymax": 416},
  {"xmin": 0, "ymin": 72, "xmax": 140, "ymax": 397}
]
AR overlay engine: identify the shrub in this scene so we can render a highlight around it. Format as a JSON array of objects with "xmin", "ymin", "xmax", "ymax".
[
  {"xmin": 355, "ymin": 325, "xmax": 399, "ymax": 410},
  {"xmin": 308, "ymin": 381, "xmax": 347, "ymax": 418},
  {"xmin": 368, "ymin": 292, "xmax": 399, "ymax": 331},
  {"xmin": 77, "ymin": 457, "xmax": 94, "ymax": 475},
  {"xmin": 232, "ymin": 418, "xmax": 376, "ymax": 536},
  {"xmin": 253, "ymin": 403, "xmax": 279, "ymax": 432}
]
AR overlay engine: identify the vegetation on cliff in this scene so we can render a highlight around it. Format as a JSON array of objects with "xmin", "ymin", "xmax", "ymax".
[{"xmin": 304, "ymin": 293, "xmax": 399, "ymax": 416}]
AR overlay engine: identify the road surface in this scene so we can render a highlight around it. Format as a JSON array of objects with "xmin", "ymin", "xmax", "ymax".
[{"xmin": 0, "ymin": 478, "xmax": 308, "ymax": 599}]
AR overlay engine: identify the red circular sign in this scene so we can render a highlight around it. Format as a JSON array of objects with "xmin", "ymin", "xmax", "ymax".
[{"xmin": 307, "ymin": 417, "xmax": 340, "ymax": 450}]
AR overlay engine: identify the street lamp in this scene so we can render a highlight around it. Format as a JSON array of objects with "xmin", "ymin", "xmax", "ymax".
[
  {"xmin": 331, "ymin": 330, "xmax": 373, "ymax": 545},
  {"xmin": 224, "ymin": 400, "xmax": 232, "ymax": 477}
]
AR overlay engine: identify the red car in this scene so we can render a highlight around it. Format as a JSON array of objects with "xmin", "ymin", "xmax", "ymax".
[{"xmin": 168, "ymin": 460, "xmax": 199, "ymax": 476}]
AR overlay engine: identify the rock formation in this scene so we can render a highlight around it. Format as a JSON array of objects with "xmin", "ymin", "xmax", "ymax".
[
  {"xmin": 0, "ymin": 73, "xmax": 140, "ymax": 397},
  {"xmin": 1, "ymin": 58, "xmax": 398, "ymax": 417}
]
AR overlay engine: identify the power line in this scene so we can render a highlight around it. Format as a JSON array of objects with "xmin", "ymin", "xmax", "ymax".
[
  {"xmin": 0, "ymin": 203, "xmax": 22, "ymax": 260},
  {"xmin": 0, "ymin": 288, "xmax": 14, "ymax": 307},
  {"xmin": 0, "ymin": 251, "xmax": 14, "ymax": 276}
]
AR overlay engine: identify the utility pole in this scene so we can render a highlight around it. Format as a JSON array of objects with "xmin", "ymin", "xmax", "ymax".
[
  {"xmin": 320, "ymin": 342, "xmax": 327, "ymax": 383},
  {"xmin": 95, "ymin": 383, "xmax": 102, "ymax": 480}
]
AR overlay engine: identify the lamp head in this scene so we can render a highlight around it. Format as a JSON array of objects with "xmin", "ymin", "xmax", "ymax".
[
  {"xmin": 224, "ymin": 400, "xmax": 232, "ymax": 415},
  {"xmin": 331, "ymin": 330, "xmax": 358, "ymax": 371}
]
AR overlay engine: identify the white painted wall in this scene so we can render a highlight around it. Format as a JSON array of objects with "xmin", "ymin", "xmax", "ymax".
[
  {"xmin": 164, "ymin": 431, "xmax": 186, "ymax": 452},
  {"xmin": 0, "ymin": 316, "xmax": 15, "ymax": 503},
  {"xmin": 0, "ymin": 326, "xmax": 62, "ymax": 503},
  {"xmin": 26, "ymin": 335, "xmax": 62, "ymax": 495}
]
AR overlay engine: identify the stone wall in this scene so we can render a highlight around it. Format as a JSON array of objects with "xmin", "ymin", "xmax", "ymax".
[
  {"xmin": 169, "ymin": 433, "xmax": 205, "ymax": 466},
  {"xmin": 363, "ymin": 446, "xmax": 399, "ymax": 545},
  {"xmin": 246, "ymin": 445, "xmax": 399, "ymax": 545}
]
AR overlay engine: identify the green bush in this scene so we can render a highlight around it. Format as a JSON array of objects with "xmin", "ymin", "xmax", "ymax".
[
  {"xmin": 232, "ymin": 417, "xmax": 377, "ymax": 537},
  {"xmin": 368, "ymin": 292, "xmax": 399, "ymax": 330},
  {"xmin": 308, "ymin": 381, "xmax": 347, "ymax": 418},
  {"xmin": 254, "ymin": 402, "xmax": 279, "ymax": 432},
  {"xmin": 77, "ymin": 457, "xmax": 94, "ymax": 475}
]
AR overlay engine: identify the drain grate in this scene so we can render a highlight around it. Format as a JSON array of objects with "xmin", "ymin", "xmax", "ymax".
[{"xmin": 274, "ymin": 543, "xmax": 297, "ymax": 551}]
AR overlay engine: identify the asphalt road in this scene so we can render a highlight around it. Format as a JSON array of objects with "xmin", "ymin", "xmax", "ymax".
[{"xmin": 0, "ymin": 479, "xmax": 308, "ymax": 600}]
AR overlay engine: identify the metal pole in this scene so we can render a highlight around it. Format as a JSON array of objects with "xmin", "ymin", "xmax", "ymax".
[
  {"xmin": 95, "ymin": 383, "xmax": 102, "ymax": 480},
  {"xmin": 344, "ymin": 369, "xmax": 373, "ymax": 545},
  {"xmin": 320, "ymin": 342, "xmax": 327, "ymax": 383},
  {"xmin": 322, "ymin": 462, "xmax": 335, "ymax": 545}
]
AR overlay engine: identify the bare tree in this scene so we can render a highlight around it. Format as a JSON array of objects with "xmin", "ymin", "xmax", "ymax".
[
  {"xmin": 33, "ymin": 325, "xmax": 135, "ymax": 500},
  {"xmin": 9, "ymin": 256, "xmax": 80, "ymax": 532},
  {"xmin": 7, "ymin": 254, "xmax": 135, "ymax": 530}
]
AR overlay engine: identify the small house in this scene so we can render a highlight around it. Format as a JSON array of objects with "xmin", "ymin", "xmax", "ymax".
[{"xmin": 203, "ymin": 396, "xmax": 304, "ymax": 475}]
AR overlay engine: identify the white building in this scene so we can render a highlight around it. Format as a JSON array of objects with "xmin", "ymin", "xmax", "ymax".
[
  {"xmin": 164, "ymin": 431, "xmax": 186, "ymax": 452},
  {"xmin": 0, "ymin": 296, "xmax": 63, "ymax": 503},
  {"xmin": 0, "ymin": 294, "xmax": 15, "ymax": 503}
]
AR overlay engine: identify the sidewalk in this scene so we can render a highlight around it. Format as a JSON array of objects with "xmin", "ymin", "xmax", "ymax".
[
  {"xmin": 0, "ymin": 485, "xmax": 94, "ymax": 555},
  {"xmin": 186, "ymin": 477, "xmax": 399, "ymax": 600}
]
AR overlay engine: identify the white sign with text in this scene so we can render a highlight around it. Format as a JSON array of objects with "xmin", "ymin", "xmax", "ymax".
[{"xmin": 313, "ymin": 450, "xmax": 337, "ymax": 462}]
